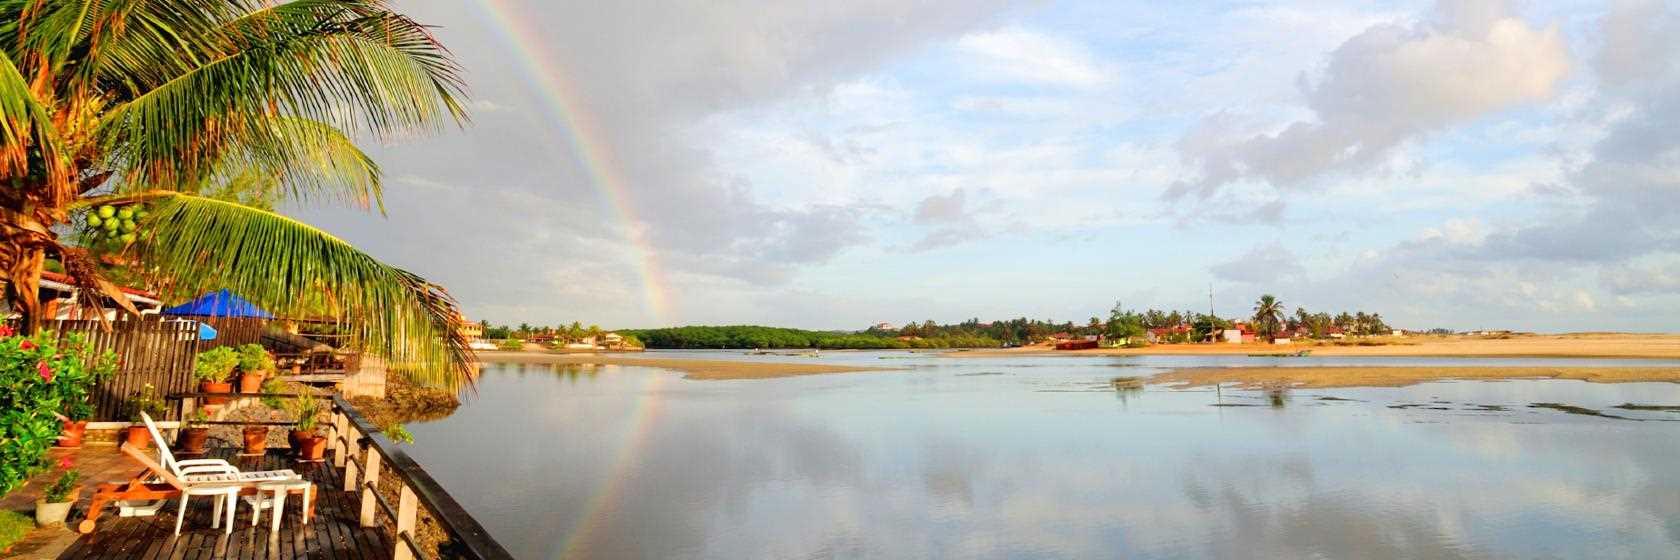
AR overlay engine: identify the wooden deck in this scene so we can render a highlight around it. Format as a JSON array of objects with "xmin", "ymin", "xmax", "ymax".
[{"xmin": 3, "ymin": 445, "xmax": 390, "ymax": 559}]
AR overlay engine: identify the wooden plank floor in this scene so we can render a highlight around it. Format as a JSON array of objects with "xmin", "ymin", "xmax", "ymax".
[{"xmin": 36, "ymin": 446, "xmax": 390, "ymax": 560}]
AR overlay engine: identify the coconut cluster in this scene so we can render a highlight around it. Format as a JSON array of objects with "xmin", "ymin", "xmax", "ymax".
[{"xmin": 82, "ymin": 204, "xmax": 149, "ymax": 247}]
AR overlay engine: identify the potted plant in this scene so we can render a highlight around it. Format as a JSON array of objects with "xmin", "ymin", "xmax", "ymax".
[
  {"xmin": 193, "ymin": 347, "xmax": 239, "ymax": 411},
  {"xmin": 121, "ymin": 384, "xmax": 165, "ymax": 450},
  {"xmin": 56, "ymin": 401, "xmax": 94, "ymax": 448},
  {"xmin": 34, "ymin": 465, "xmax": 81, "ymax": 527},
  {"xmin": 50, "ymin": 336, "xmax": 114, "ymax": 448},
  {"xmin": 177, "ymin": 410, "xmax": 211, "ymax": 454},
  {"xmin": 236, "ymin": 344, "xmax": 274, "ymax": 394},
  {"xmin": 287, "ymin": 393, "xmax": 327, "ymax": 461}
]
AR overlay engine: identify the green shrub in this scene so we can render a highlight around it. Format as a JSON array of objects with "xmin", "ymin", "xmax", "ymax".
[
  {"xmin": 496, "ymin": 339, "xmax": 524, "ymax": 351},
  {"xmin": 235, "ymin": 343, "xmax": 274, "ymax": 374},
  {"xmin": 0, "ymin": 330, "xmax": 116, "ymax": 496},
  {"xmin": 193, "ymin": 347, "xmax": 239, "ymax": 383},
  {"xmin": 43, "ymin": 469, "xmax": 80, "ymax": 503},
  {"xmin": 123, "ymin": 384, "xmax": 165, "ymax": 424},
  {"xmin": 0, "ymin": 510, "xmax": 31, "ymax": 552},
  {"xmin": 259, "ymin": 378, "xmax": 287, "ymax": 409},
  {"xmin": 381, "ymin": 422, "xmax": 414, "ymax": 444}
]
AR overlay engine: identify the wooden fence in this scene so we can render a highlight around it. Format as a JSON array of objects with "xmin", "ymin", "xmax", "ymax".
[
  {"xmin": 29, "ymin": 317, "xmax": 200, "ymax": 421},
  {"xmin": 180, "ymin": 315, "xmax": 269, "ymax": 351}
]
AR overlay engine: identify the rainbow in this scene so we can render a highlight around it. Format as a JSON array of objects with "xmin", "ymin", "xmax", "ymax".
[
  {"xmin": 556, "ymin": 369, "xmax": 668, "ymax": 559},
  {"xmin": 466, "ymin": 0, "xmax": 673, "ymax": 325}
]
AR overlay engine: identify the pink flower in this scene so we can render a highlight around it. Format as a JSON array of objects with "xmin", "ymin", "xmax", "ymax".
[
  {"xmin": 58, "ymin": 456, "xmax": 73, "ymax": 470},
  {"xmin": 37, "ymin": 361, "xmax": 52, "ymax": 383},
  {"xmin": 19, "ymin": 339, "xmax": 34, "ymax": 350}
]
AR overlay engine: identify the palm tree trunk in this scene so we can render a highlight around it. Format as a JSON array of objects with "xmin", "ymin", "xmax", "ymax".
[{"xmin": 2, "ymin": 242, "xmax": 45, "ymax": 333}]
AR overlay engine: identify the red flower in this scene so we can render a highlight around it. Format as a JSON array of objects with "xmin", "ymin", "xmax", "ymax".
[
  {"xmin": 0, "ymin": 325, "xmax": 13, "ymax": 337},
  {"xmin": 37, "ymin": 361, "xmax": 52, "ymax": 383},
  {"xmin": 19, "ymin": 339, "xmax": 34, "ymax": 350},
  {"xmin": 58, "ymin": 456, "xmax": 73, "ymax": 470}
]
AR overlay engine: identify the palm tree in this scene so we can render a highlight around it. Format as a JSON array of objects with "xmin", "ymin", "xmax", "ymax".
[
  {"xmin": 0, "ymin": 1, "xmax": 471, "ymax": 386},
  {"xmin": 586, "ymin": 324, "xmax": 602, "ymax": 344},
  {"xmin": 1252, "ymin": 294, "xmax": 1285, "ymax": 341}
]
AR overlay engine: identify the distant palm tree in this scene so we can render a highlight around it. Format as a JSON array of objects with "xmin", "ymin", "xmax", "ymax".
[{"xmin": 1252, "ymin": 294, "xmax": 1285, "ymax": 341}]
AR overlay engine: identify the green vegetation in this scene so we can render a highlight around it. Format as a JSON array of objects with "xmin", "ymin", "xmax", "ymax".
[
  {"xmin": 237, "ymin": 344, "xmax": 275, "ymax": 374},
  {"xmin": 193, "ymin": 347, "xmax": 240, "ymax": 383},
  {"xmin": 382, "ymin": 423, "xmax": 415, "ymax": 445},
  {"xmin": 623, "ymin": 325, "xmax": 999, "ymax": 350},
  {"xmin": 124, "ymin": 384, "xmax": 166, "ymax": 424},
  {"xmin": 0, "ymin": 0, "xmax": 474, "ymax": 388},
  {"xmin": 0, "ymin": 331, "xmax": 114, "ymax": 495},
  {"xmin": 0, "ymin": 509, "xmax": 30, "ymax": 552},
  {"xmin": 1252, "ymin": 294, "xmax": 1285, "ymax": 340},
  {"xmin": 42, "ymin": 469, "xmax": 80, "ymax": 504}
]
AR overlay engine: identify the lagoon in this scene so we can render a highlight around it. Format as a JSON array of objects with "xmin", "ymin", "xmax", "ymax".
[{"xmin": 404, "ymin": 352, "xmax": 1680, "ymax": 559}]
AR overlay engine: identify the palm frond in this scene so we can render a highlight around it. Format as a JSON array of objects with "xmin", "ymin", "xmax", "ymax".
[
  {"xmin": 173, "ymin": 116, "xmax": 384, "ymax": 212},
  {"xmin": 0, "ymin": 50, "xmax": 68, "ymax": 195},
  {"xmin": 132, "ymin": 193, "xmax": 472, "ymax": 388},
  {"xmin": 96, "ymin": 0, "xmax": 466, "ymax": 188}
]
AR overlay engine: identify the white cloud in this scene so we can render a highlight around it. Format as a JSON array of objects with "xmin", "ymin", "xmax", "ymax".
[
  {"xmin": 955, "ymin": 27, "xmax": 1112, "ymax": 88},
  {"xmin": 1170, "ymin": 0, "xmax": 1570, "ymax": 198}
]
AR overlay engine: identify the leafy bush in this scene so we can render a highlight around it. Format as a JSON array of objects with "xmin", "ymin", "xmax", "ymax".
[
  {"xmin": 381, "ymin": 422, "xmax": 415, "ymax": 444},
  {"xmin": 124, "ymin": 384, "xmax": 166, "ymax": 423},
  {"xmin": 259, "ymin": 378, "xmax": 287, "ymax": 409},
  {"xmin": 193, "ymin": 347, "xmax": 239, "ymax": 383},
  {"xmin": 0, "ymin": 330, "xmax": 116, "ymax": 496},
  {"xmin": 43, "ymin": 468, "xmax": 80, "ymax": 503},
  {"xmin": 496, "ymin": 339, "xmax": 525, "ymax": 351},
  {"xmin": 236, "ymin": 343, "xmax": 274, "ymax": 374},
  {"xmin": 0, "ymin": 510, "xmax": 30, "ymax": 551}
]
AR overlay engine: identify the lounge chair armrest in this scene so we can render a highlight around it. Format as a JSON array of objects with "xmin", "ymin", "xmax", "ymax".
[{"xmin": 175, "ymin": 459, "xmax": 233, "ymax": 469}]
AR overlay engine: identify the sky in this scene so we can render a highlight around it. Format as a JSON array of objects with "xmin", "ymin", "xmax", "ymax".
[{"xmin": 293, "ymin": 0, "xmax": 1680, "ymax": 333}]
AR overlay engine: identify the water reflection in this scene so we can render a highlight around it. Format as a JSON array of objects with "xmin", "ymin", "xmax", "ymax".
[{"xmin": 407, "ymin": 356, "xmax": 1680, "ymax": 559}]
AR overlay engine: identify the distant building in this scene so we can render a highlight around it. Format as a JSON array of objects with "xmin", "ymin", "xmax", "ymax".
[
  {"xmin": 873, "ymin": 322, "xmax": 895, "ymax": 331},
  {"xmin": 457, "ymin": 315, "xmax": 483, "ymax": 341}
]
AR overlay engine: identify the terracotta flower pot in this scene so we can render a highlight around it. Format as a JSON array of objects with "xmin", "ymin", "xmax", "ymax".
[
  {"xmin": 296, "ymin": 435, "xmax": 327, "ymax": 462},
  {"xmin": 122, "ymin": 425, "xmax": 151, "ymax": 449},
  {"xmin": 201, "ymin": 380, "xmax": 233, "ymax": 408},
  {"xmin": 288, "ymin": 429, "xmax": 310, "ymax": 451},
  {"xmin": 239, "ymin": 371, "xmax": 266, "ymax": 394},
  {"xmin": 242, "ymin": 426, "xmax": 269, "ymax": 455},
  {"xmin": 178, "ymin": 427, "xmax": 210, "ymax": 454},
  {"xmin": 57, "ymin": 419, "xmax": 88, "ymax": 448}
]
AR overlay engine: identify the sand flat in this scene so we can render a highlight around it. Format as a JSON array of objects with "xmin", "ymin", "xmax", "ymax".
[
  {"xmin": 477, "ymin": 351, "xmax": 892, "ymax": 380},
  {"xmin": 1152, "ymin": 366, "xmax": 1680, "ymax": 389},
  {"xmin": 953, "ymin": 333, "xmax": 1680, "ymax": 359}
]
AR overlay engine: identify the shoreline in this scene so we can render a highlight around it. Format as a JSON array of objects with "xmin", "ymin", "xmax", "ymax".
[
  {"xmin": 476, "ymin": 351, "xmax": 892, "ymax": 380},
  {"xmin": 948, "ymin": 333, "xmax": 1680, "ymax": 360},
  {"xmin": 1151, "ymin": 366, "xmax": 1680, "ymax": 389}
]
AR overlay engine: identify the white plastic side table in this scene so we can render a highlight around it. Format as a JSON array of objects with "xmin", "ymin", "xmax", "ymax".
[{"xmin": 244, "ymin": 479, "xmax": 314, "ymax": 533}]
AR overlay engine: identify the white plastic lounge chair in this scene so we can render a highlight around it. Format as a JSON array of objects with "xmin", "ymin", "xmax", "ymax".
[{"xmin": 139, "ymin": 413, "xmax": 302, "ymax": 535}]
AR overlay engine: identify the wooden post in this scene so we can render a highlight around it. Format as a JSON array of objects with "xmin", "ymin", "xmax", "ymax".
[
  {"xmin": 343, "ymin": 423, "xmax": 361, "ymax": 492},
  {"xmin": 394, "ymin": 485, "xmax": 418, "ymax": 560},
  {"xmin": 359, "ymin": 447, "xmax": 382, "ymax": 527},
  {"xmin": 329, "ymin": 410, "xmax": 345, "ymax": 466}
]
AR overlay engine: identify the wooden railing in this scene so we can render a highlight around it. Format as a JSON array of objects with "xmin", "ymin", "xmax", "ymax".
[
  {"xmin": 329, "ymin": 395, "xmax": 513, "ymax": 560},
  {"xmin": 170, "ymin": 392, "xmax": 513, "ymax": 559}
]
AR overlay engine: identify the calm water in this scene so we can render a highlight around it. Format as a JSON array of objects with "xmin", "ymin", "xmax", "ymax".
[{"xmin": 404, "ymin": 352, "xmax": 1680, "ymax": 559}]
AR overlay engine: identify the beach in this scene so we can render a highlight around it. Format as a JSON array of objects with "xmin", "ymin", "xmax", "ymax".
[
  {"xmin": 1152, "ymin": 366, "xmax": 1680, "ymax": 389},
  {"xmin": 476, "ymin": 351, "xmax": 891, "ymax": 380},
  {"xmin": 952, "ymin": 332, "xmax": 1680, "ymax": 359}
]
